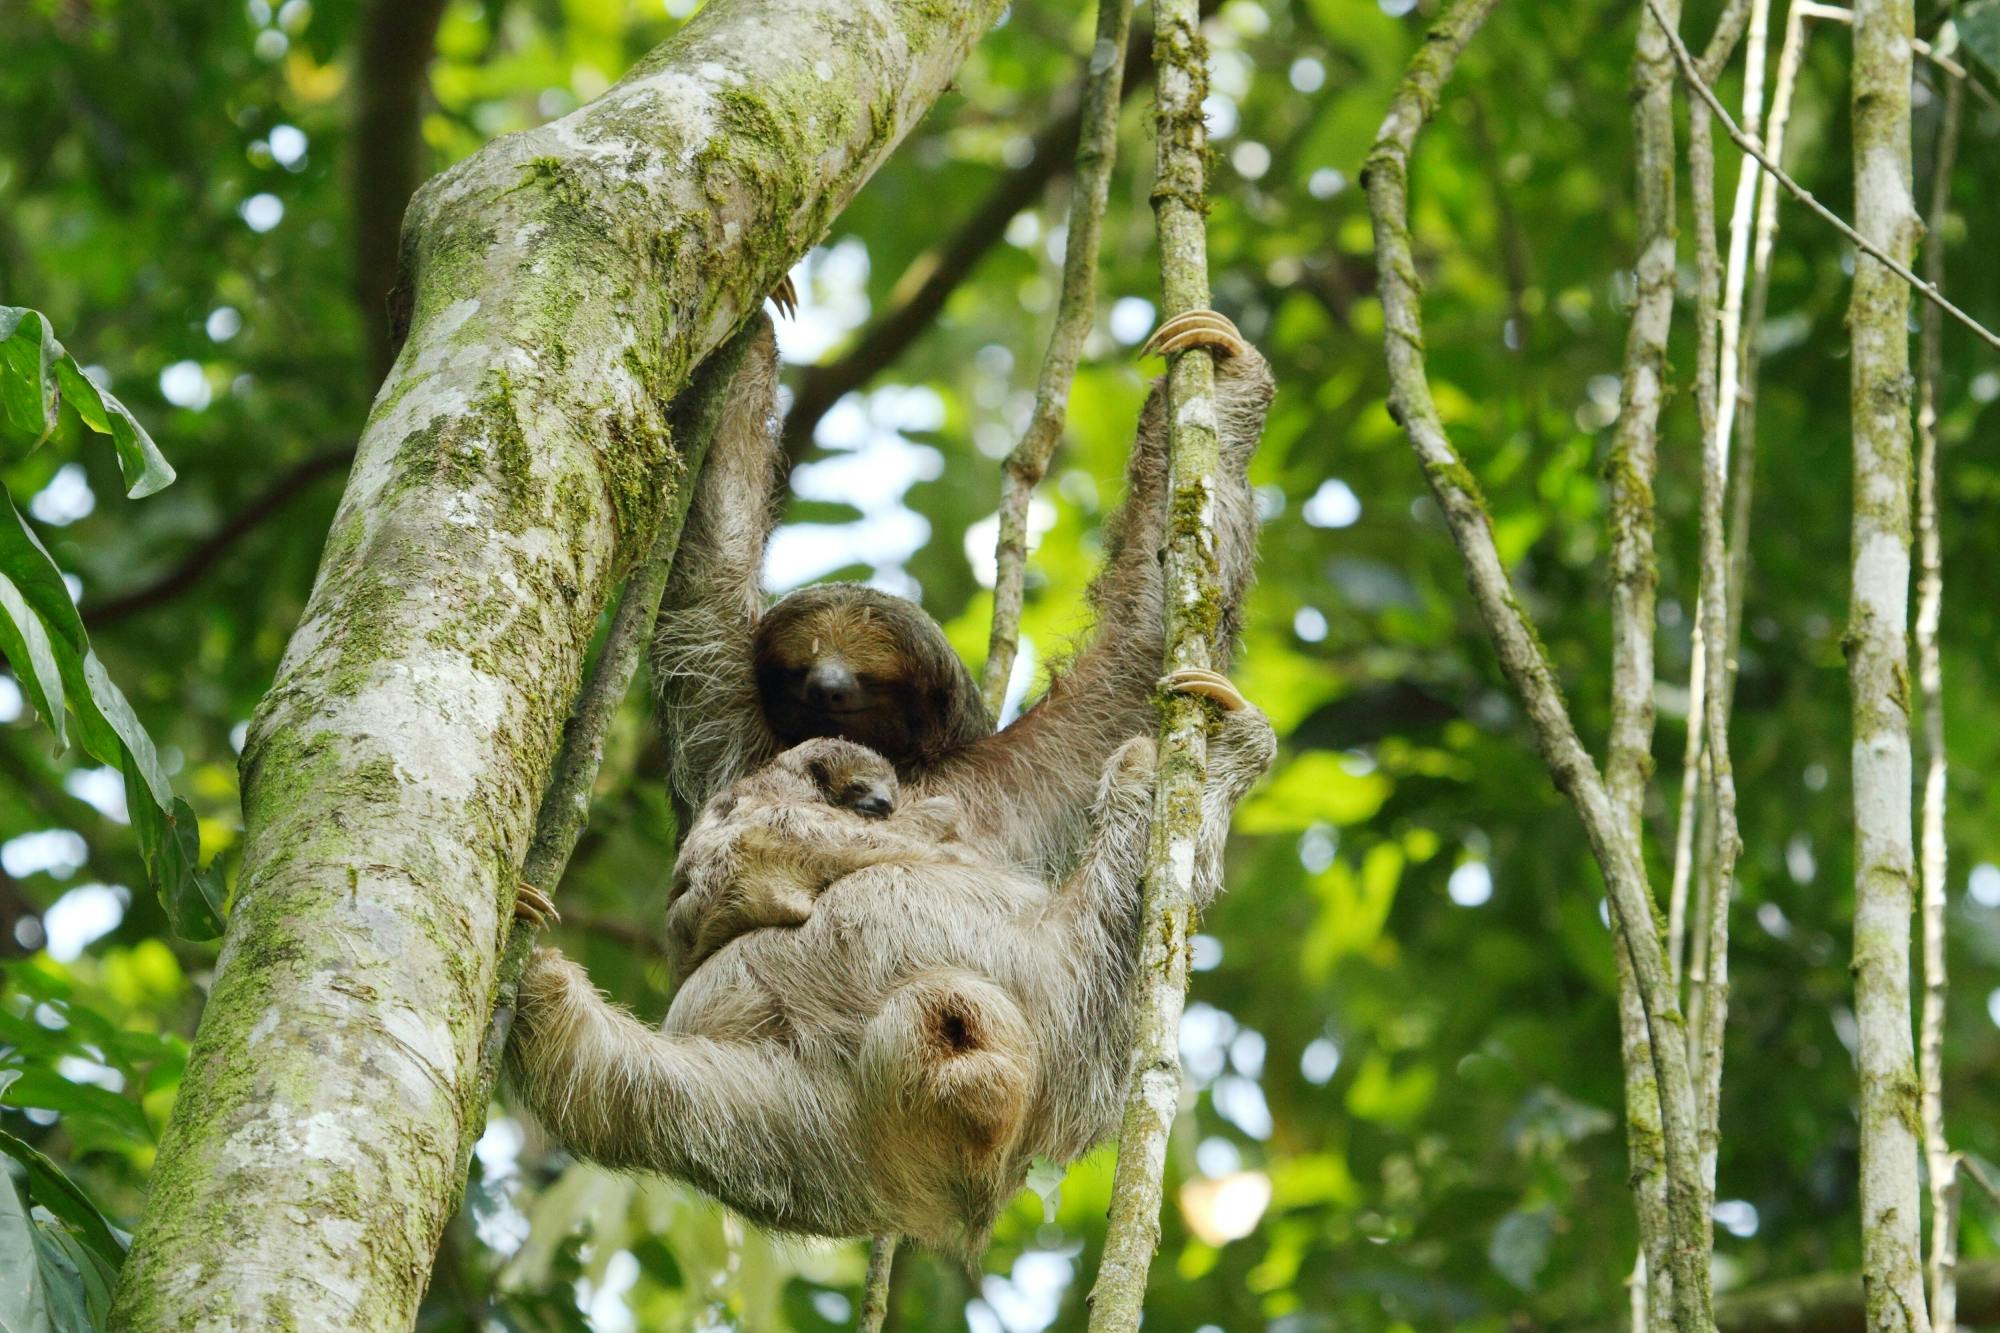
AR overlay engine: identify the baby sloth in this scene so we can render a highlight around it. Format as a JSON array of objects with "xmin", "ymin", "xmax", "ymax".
[
  {"xmin": 665, "ymin": 737, "xmax": 964, "ymax": 978},
  {"xmin": 507, "ymin": 669, "xmax": 1275, "ymax": 1260}
]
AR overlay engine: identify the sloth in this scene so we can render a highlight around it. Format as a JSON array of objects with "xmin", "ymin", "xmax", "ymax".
[
  {"xmin": 507, "ymin": 669, "xmax": 1275, "ymax": 1258},
  {"xmin": 663, "ymin": 735, "xmax": 965, "ymax": 979},
  {"xmin": 652, "ymin": 308, "xmax": 1274, "ymax": 882}
]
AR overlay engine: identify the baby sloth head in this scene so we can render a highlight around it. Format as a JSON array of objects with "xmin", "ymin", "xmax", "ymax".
[{"xmin": 775, "ymin": 737, "xmax": 900, "ymax": 819}]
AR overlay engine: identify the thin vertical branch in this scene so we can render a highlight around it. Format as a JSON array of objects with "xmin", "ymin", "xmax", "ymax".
[
  {"xmin": 1086, "ymin": 2, "xmax": 1227, "ymax": 1322},
  {"xmin": 1680, "ymin": 5, "xmax": 1752, "ymax": 1253},
  {"xmin": 1363, "ymin": 3, "xmax": 1711, "ymax": 1327},
  {"xmin": 858, "ymin": 1233, "xmax": 897, "ymax": 1333},
  {"xmin": 1918, "ymin": 72, "xmax": 1963, "ymax": 1333},
  {"xmin": 1670, "ymin": 0, "xmax": 1755, "ymax": 1003},
  {"xmin": 1606, "ymin": 0, "xmax": 1683, "ymax": 1317},
  {"xmin": 981, "ymin": 0, "xmax": 1138, "ymax": 716},
  {"xmin": 1847, "ymin": 0, "xmax": 1932, "ymax": 1322}
]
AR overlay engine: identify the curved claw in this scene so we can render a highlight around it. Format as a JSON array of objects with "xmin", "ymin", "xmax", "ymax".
[
  {"xmin": 1138, "ymin": 309, "xmax": 1249, "ymax": 361},
  {"xmin": 1160, "ymin": 667, "xmax": 1250, "ymax": 713},
  {"xmin": 514, "ymin": 883, "xmax": 561, "ymax": 931},
  {"xmin": 770, "ymin": 274, "xmax": 800, "ymax": 320}
]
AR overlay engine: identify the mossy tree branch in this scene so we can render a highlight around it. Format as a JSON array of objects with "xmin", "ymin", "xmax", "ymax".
[
  {"xmin": 1085, "ymin": 1, "xmax": 1228, "ymax": 1323},
  {"xmin": 107, "ymin": 3, "xmax": 1006, "ymax": 1326},
  {"xmin": 1844, "ymin": 0, "xmax": 1931, "ymax": 1325},
  {"xmin": 1362, "ymin": 2, "xmax": 1715, "ymax": 1327}
]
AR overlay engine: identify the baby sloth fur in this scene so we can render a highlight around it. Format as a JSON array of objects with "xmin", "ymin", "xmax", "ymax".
[{"xmin": 508, "ymin": 696, "xmax": 1274, "ymax": 1259}]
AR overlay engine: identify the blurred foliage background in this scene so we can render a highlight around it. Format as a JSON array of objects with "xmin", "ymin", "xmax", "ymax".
[{"xmin": 2, "ymin": 0, "xmax": 1999, "ymax": 1328}]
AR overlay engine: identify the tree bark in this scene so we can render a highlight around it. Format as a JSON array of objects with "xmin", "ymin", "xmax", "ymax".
[
  {"xmin": 108, "ymin": 2, "xmax": 1003, "ymax": 1326},
  {"xmin": 1846, "ymin": 0, "xmax": 1929, "ymax": 1328}
]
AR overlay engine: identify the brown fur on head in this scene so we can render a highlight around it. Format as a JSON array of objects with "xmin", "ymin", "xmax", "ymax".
[
  {"xmin": 753, "ymin": 584, "xmax": 992, "ymax": 770},
  {"xmin": 772, "ymin": 737, "xmax": 900, "ymax": 819}
]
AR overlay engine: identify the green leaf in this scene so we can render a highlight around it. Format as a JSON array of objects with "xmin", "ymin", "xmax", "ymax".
[
  {"xmin": 0, "ymin": 310, "xmax": 60, "ymax": 453},
  {"xmin": 0, "ymin": 573, "xmax": 66, "ymax": 750},
  {"xmin": 0, "ymin": 307, "xmax": 174, "ymax": 497},
  {"xmin": 0, "ymin": 1070, "xmax": 152, "ymax": 1149},
  {"xmin": 0, "ymin": 1130, "xmax": 124, "ymax": 1272},
  {"xmin": 52, "ymin": 360, "xmax": 174, "ymax": 499},
  {"xmin": 0, "ymin": 494, "xmax": 222, "ymax": 939},
  {"xmin": 1959, "ymin": 2, "xmax": 2000, "ymax": 82},
  {"xmin": 0, "ymin": 1167, "xmax": 57, "ymax": 1333},
  {"xmin": 28, "ymin": 1220, "xmax": 111, "ymax": 1333}
]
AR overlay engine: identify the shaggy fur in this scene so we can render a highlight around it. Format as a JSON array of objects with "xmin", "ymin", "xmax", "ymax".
[
  {"xmin": 506, "ymin": 704, "xmax": 1275, "ymax": 1257},
  {"xmin": 651, "ymin": 312, "xmax": 1275, "ymax": 882},
  {"xmin": 664, "ymin": 738, "xmax": 963, "ymax": 978}
]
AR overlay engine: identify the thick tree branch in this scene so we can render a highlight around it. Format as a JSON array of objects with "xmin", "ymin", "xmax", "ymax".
[{"xmin": 109, "ymin": 3, "xmax": 1007, "ymax": 1325}]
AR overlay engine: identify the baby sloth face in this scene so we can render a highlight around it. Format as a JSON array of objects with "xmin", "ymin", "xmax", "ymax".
[{"xmin": 779, "ymin": 737, "xmax": 900, "ymax": 819}]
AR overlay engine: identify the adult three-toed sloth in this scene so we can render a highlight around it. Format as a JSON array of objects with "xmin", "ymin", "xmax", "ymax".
[
  {"xmin": 506, "ymin": 307, "xmax": 1275, "ymax": 1253},
  {"xmin": 652, "ymin": 307, "xmax": 1274, "ymax": 876},
  {"xmin": 510, "ymin": 682, "xmax": 1273, "ymax": 1256}
]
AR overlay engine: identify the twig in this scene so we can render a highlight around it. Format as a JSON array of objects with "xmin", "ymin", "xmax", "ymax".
[
  {"xmin": 1085, "ymin": 0, "xmax": 1228, "ymax": 1322},
  {"xmin": 1363, "ymin": 3, "xmax": 1716, "ymax": 1327},
  {"xmin": 858, "ymin": 1234, "xmax": 895, "ymax": 1333},
  {"xmin": 83, "ymin": 448, "xmax": 354, "ymax": 627},
  {"xmin": 1918, "ymin": 71, "xmax": 1963, "ymax": 1333},
  {"xmin": 1642, "ymin": 0, "xmax": 2000, "ymax": 352},
  {"xmin": 453, "ymin": 327, "xmax": 760, "ymax": 1177},
  {"xmin": 1793, "ymin": 3, "xmax": 2000, "ymax": 114},
  {"xmin": 979, "ymin": 0, "xmax": 1136, "ymax": 716}
]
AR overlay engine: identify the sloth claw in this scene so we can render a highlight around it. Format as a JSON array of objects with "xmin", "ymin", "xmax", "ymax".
[
  {"xmin": 1139, "ymin": 309, "xmax": 1249, "ymax": 361},
  {"xmin": 514, "ymin": 883, "xmax": 560, "ymax": 930},
  {"xmin": 1160, "ymin": 667, "xmax": 1250, "ymax": 712},
  {"xmin": 770, "ymin": 275, "xmax": 799, "ymax": 320}
]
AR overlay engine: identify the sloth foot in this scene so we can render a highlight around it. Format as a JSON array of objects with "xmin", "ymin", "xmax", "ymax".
[
  {"xmin": 514, "ymin": 883, "xmax": 560, "ymax": 930},
  {"xmin": 770, "ymin": 274, "xmax": 799, "ymax": 320},
  {"xmin": 1160, "ymin": 667, "xmax": 1250, "ymax": 712},
  {"xmin": 1139, "ymin": 309, "xmax": 1249, "ymax": 360}
]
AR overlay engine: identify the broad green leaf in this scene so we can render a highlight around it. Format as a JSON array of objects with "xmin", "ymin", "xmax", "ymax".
[
  {"xmin": 0, "ymin": 310, "xmax": 59, "ymax": 452},
  {"xmin": 0, "ymin": 1130, "xmax": 125, "ymax": 1270},
  {"xmin": 0, "ymin": 1070, "xmax": 152, "ymax": 1149},
  {"xmin": 0, "ymin": 1167, "xmax": 56, "ymax": 1333},
  {"xmin": 0, "ymin": 494, "xmax": 222, "ymax": 938},
  {"xmin": 52, "ymin": 360, "xmax": 174, "ymax": 499},
  {"xmin": 0, "ymin": 573, "xmax": 65, "ymax": 749},
  {"xmin": 0, "ymin": 308, "xmax": 174, "ymax": 496},
  {"xmin": 27, "ymin": 1220, "xmax": 111, "ymax": 1333}
]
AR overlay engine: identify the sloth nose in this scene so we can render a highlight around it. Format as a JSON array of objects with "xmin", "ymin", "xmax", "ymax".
[
  {"xmin": 805, "ymin": 660, "xmax": 860, "ymax": 711},
  {"xmin": 852, "ymin": 786, "xmax": 894, "ymax": 819}
]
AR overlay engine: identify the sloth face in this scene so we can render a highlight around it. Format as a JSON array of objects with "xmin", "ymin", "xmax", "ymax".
[
  {"xmin": 753, "ymin": 584, "xmax": 992, "ymax": 767},
  {"xmin": 776, "ymin": 737, "xmax": 899, "ymax": 818}
]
